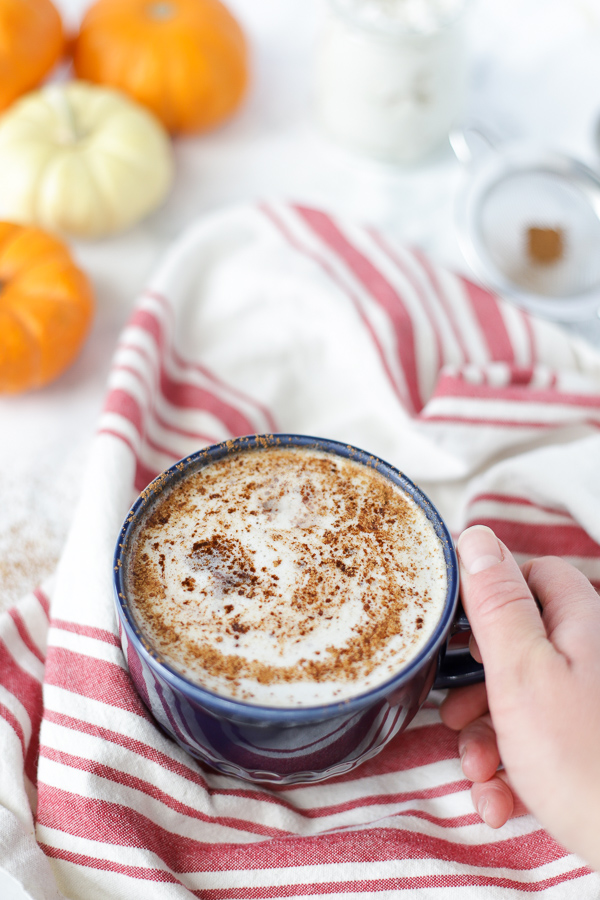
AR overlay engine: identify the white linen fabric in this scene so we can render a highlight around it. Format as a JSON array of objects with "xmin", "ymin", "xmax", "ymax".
[{"xmin": 1, "ymin": 202, "xmax": 600, "ymax": 898}]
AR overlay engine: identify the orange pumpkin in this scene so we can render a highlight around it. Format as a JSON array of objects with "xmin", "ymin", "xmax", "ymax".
[
  {"xmin": 73, "ymin": 0, "xmax": 248, "ymax": 135},
  {"xmin": 0, "ymin": 223, "xmax": 94, "ymax": 394},
  {"xmin": 0, "ymin": 0, "xmax": 64, "ymax": 113}
]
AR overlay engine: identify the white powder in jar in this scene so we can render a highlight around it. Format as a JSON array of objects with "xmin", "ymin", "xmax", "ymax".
[
  {"xmin": 315, "ymin": 0, "xmax": 469, "ymax": 163},
  {"xmin": 331, "ymin": 0, "xmax": 467, "ymax": 34}
]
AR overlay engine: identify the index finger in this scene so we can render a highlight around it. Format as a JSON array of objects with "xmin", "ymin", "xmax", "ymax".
[{"xmin": 457, "ymin": 526, "xmax": 549, "ymax": 691}]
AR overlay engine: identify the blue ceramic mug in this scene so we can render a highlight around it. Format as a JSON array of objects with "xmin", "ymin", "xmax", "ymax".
[{"xmin": 113, "ymin": 434, "xmax": 482, "ymax": 784}]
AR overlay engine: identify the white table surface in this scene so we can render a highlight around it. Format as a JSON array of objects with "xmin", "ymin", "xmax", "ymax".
[{"xmin": 2, "ymin": 1, "xmax": 600, "ymax": 894}]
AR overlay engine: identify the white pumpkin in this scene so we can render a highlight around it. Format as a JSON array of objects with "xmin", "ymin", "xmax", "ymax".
[{"xmin": 0, "ymin": 81, "xmax": 174, "ymax": 238}]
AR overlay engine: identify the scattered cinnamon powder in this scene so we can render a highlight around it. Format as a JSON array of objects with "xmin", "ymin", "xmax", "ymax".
[{"xmin": 126, "ymin": 448, "xmax": 446, "ymax": 703}]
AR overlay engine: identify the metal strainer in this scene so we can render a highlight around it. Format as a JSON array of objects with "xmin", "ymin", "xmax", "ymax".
[{"xmin": 452, "ymin": 127, "xmax": 600, "ymax": 321}]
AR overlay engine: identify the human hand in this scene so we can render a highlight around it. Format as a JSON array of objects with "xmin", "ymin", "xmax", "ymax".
[{"xmin": 440, "ymin": 525, "xmax": 600, "ymax": 870}]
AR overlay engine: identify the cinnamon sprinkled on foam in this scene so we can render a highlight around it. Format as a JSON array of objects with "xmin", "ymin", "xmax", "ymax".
[{"xmin": 126, "ymin": 448, "xmax": 447, "ymax": 706}]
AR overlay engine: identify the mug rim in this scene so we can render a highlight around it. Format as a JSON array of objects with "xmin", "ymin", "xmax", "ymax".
[{"xmin": 113, "ymin": 433, "xmax": 459, "ymax": 724}]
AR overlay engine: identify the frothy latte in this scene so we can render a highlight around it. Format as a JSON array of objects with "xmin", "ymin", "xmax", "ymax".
[{"xmin": 126, "ymin": 446, "xmax": 448, "ymax": 707}]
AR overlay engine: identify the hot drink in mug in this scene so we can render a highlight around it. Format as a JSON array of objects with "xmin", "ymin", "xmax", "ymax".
[{"xmin": 114, "ymin": 434, "xmax": 482, "ymax": 783}]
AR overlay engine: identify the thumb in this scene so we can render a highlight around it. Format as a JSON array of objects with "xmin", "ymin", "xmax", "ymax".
[{"xmin": 457, "ymin": 526, "xmax": 547, "ymax": 689}]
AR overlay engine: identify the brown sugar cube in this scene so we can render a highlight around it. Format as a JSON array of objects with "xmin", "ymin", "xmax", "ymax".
[{"xmin": 526, "ymin": 226, "xmax": 564, "ymax": 264}]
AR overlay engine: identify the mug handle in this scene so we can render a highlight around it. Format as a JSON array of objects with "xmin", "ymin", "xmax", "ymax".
[{"xmin": 433, "ymin": 602, "xmax": 484, "ymax": 689}]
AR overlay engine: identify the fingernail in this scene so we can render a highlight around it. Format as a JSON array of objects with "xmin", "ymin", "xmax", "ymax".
[
  {"xmin": 459, "ymin": 746, "xmax": 468, "ymax": 775},
  {"xmin": 478, "ymin": 797, "xmax": 489, "ymax": 825},
  {"xmin": 457, "ymin": 526, "xmax": 503, "ymax": 575}
]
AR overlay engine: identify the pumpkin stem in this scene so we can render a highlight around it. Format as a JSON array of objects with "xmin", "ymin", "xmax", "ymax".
[
  {"xmin": 45, "ymin": 85, "xmax": 81, "ymax": 146},
  {"xmin": 147, "ymin": 2, "xmax": 175, "ymax": 19}
]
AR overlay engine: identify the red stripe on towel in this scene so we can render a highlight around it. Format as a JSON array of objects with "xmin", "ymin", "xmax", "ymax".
[{"xmin": 295, "ymin": 206, "xmax": 423, "ymax": 414}]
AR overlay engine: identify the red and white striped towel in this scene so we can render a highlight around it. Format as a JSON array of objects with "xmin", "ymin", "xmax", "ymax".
[{"xmin": 2, "ymin": 202, "xmax": 600, "ymax": 899}]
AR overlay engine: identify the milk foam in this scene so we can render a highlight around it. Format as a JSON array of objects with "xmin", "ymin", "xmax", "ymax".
[{"xmin": 126, "ymin": 447, "xmax": 448, "ymax": 707}]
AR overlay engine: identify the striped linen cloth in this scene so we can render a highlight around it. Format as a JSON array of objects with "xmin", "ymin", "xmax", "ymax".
[{"xmin": 2, "ymin": 202, "xmax": 600, "ymax": 899}]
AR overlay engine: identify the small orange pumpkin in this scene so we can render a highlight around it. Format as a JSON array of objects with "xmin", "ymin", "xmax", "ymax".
[
  {"xmin": 73, "ymin": 0, "xmax": 248, "ymax": 135},
  {"xmin": 0, "ymin": 223, "xmax": 94, "ymax": 394},
  {"xmin": 0, "ymin": 0, "xmax": 64, "ymax": 113}
]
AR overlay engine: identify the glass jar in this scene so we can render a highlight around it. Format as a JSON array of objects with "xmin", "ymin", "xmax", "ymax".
[{"xmin": 315, "ymin": 0, "xmax": 469, "ymax": 164}]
